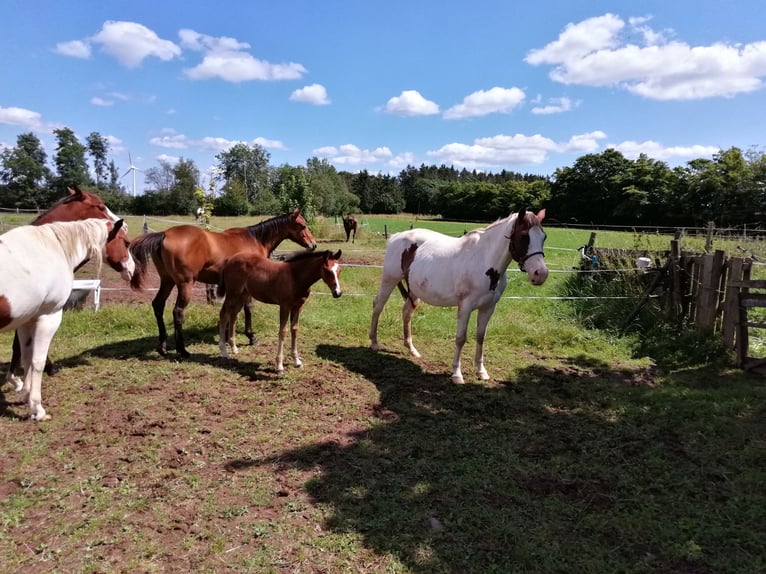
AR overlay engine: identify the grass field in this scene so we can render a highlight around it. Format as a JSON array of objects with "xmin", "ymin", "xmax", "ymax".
[{"xmin": 0, "ymin": 212, "xmax": 764, "ymax": 573}]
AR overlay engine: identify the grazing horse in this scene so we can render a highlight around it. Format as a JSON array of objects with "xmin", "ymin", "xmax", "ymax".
[
  {"xmin": 5, "ymin": 187, "xmax": 135, "ymax": 388},
  {"xmin": 369, "ymin": 208, "xmax": 548, "ymax": 383},
  {"xmin": 129, "ymin": 209, "xmax": 317, "ymax": 358},
  {"xmin": 0, "ymin": 219, "xmax": 130, "ymax": 420},
  {"xmin": 342, "ymin": 215, "xmax": 358, "ymax": 243},
  {"xmin": 217, "ymin": 250, "xmax": 343, "ymax": 374}
]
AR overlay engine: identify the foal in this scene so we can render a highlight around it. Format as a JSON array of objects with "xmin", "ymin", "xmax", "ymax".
[{"xmin": 217, "ymin": 250, "xmax": 342, "ymax": 373}]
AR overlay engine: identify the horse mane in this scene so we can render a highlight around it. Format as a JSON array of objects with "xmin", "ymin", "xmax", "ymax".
[
  {"xmin": 279, "ymin": 249, "xmax": 332, "ymax": 263},
  {"xmin": 42, "ymin": 219, "xmax": 107, "ymax": 272},
  {"xmin": 245, "ymin": 213, "xmax": 292, "ymax": 243}
]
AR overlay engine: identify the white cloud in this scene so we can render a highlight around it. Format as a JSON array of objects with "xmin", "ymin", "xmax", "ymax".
[
  {"xmin": 427, "ymin": 131, "xmax": 607, "ymax": 168},
  {"xmin": 54, "ymin": 40, "xmax": 91, "ymax": 59},
  {"xmin": 157, "ymin": 153, "xmax": 180, "ymax": 164},
  {"xmin": 290, "ymin": 84, "xmax": 330, "ymax": 105},
  {"xmin": 91, "ymin": 21, "xmax": 181, "ymax": 68},
  {"xmin": 252, "ymin": 137, "xmax": 287, "ymax": 151},
  {"xmin": 313, "ymin": 143, "xmax": 394, "ymax": 165},
  {"xmin": 443, "ymin": 87, "xmax": 525, "ymax": 119},
  {"xmin": 150, "ymin": 133, "xmax": 286, "ymax": 153},
  {"xmin": 90, "ymin": 97, "xmax": 114, "ymax": 107},
  {"xmin": 611, "ymin": 140, "xmax": 719, "ymax": 161},
  {"xmin": 384, "ymin": 90, "xmax": 439, "ymax": 116},
  {"xmin": 531, "ymin": 97, "xmax": 575, "ymax": 115},
  {"xmin": 149, "ymin": 134, "xmax": 189, "ymax": 149},
  {"xmin": 180, "ymin": 28, "xmax": 305, "ymax": 82},
  {"xmin": 526, "ymin": 13, "xmax": 766, "ymax": 100},
  {"xmin": 0, "ymin": 106, "xmax": 46, "ymax": 130}
]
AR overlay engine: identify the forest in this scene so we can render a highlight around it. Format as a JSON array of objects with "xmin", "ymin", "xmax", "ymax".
[{"xmin": 2, "ymin": 127, "xmax": 766, "ymax": 228}]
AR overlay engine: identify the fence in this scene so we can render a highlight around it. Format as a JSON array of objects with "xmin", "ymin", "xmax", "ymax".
[{"xmin": 589, "ymin": 234, "xmax": 764, "ymax": 372}]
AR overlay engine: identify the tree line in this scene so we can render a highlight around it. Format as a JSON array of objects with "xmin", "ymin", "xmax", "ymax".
[{"xmin": 2, "ymin": 128, "xmax": 765, "ymax": 227}]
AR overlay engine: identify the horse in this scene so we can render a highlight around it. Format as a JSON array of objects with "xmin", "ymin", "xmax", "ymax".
[
  {"xmin": 0, "ymin": 218, "xmax": 130, "ymax": 420},
  {"xmin": 5, "ymin": 187, "xmax": 135, "ymax": 388},
  {"xmin": 217, "ymin": 249, "xmax": 343, "ymax": 374},
  {"xmin": 342, "ymin": 215, "xmax": 358, "ymax": 243},
  {"xmin": 129, "ymin": 208, "xmax": 317, "ymax": 358},
  {"xmin": 369, "ymin": 208, "xmax": 548, "ymax": 384}
]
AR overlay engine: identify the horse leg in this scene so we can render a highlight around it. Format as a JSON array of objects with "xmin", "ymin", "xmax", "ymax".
[
  {"xmin": 276, "ymin": 306, "xmax": 290, "ymax": 374},
  {"xmin": 451, "ymin": 303, "xmax": 473, "ymax": 384},
  {"xmin": 218, "ymin": 297, "xmax": 238, "ymax": 358},
  {"xmin": 243, "ymin": 296, "xmax": 256, "ymax": 345},
  {"xmin": 289, "ymin": 305, "xmax": 303, "ymax": 369},
  {"xmin": 369, "ymin": 277, "xmax": 399, "ymax": 350},
  {"xmin": 152, "ymin": 278, "xmax": 175, "ymax": 356},
  {"xmin": 6, "ymin": 332, "xmax": 24, "ymax": 391},
  {"xmin": 172, "ymin": 282, "xmax": 194, "ymax": 358},
  {"xmin": 18, "ymin": 311, "xmax": 62, "ymax": 421},
  {"xmin": 474, "ymin": 304, "xmax": 497, "ymax": 381},
  {"xmin": 402, "ymin": 295, "xmax": 421, "ymax": 358}
]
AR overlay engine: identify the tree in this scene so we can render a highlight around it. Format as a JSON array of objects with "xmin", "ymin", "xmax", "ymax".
[
  {"xmin": 273, "ymin": 164, "xmax": 315, "ymax": 222},
  {"xmin": 86, "ymin": 132, "xmax": 110, "ymax": 189},
  {"xmin": 305, "ymin": 156, "xmax": 358, "ymax": 216},
  {"xmin": 0, "ymin": 132, "xmax": 51, "ymax": 208},
  {"xmin": 215, "ymin": 143, "xmax": 271, "ymax": 205},
  {"xmin": 52, "ymin": 127, "xmax": 90, "ymax": 196}
]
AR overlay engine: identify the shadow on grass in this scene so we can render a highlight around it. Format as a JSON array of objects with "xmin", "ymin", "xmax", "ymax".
[{"xmin": 226, "ymin": 345, "xmax": 764, "ymax": 573}]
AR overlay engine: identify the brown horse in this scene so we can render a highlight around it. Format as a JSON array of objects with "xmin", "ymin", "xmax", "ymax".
[
  {"xmin": 342, "ymin": 215, "xmax": 358, "ymax": 243},
  {"xmin": 129, "ymin": 209, "xmax": 317, "ymax": 358},
  {"xmin": 217, "ymin": 249, "xmax": 342, "ymax": 373},
  {"xmin": 5, "ymin": 187, "xmax": 135, "ymax": 387}
]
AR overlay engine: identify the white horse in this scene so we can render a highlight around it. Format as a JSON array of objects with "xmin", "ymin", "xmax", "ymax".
[
  {"xmin": 369, "ymin": 208, "xmax": 548, "ymax": 383},
  {"xmin": 0, "ymin": 218, "xmax": 131, "ymax": 420}
]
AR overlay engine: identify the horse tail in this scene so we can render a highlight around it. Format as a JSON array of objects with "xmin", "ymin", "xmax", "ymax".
[
  {"xmin": 129, "ymin": 231, "xmax": 165, "ymax": 290},
  {"xmin": 397, "ymin": 281, "xmax": 409, "ymax": 300},
  {"xmin": 216, "ymin": 271, "xmax": 227, "ymax": 299}
]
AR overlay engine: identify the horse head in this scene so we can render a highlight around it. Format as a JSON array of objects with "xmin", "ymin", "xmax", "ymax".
[
  {"xmin": 509, "ymin": 208, "xmax": 548, "ymax": 285},
  {"xmin": 321, "ymin": 249, "xmax": 343, "ymax": 298},
  {"xmin": 287, "ymin": 208, "xmax": 317, "ymax": 251},
  {"xmin": 104, "ymin": 219, "xmax": 135, "ymax": 282}
]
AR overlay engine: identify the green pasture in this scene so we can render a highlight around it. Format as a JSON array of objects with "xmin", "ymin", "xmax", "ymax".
[{"xmin": 0, "ymin": 213, "xmax": 764, "ymax": 572}]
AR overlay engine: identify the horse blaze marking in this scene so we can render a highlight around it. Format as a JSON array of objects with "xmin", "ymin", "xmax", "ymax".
[{"xmin": 485, "ymin": 267, "xmax": 500, "ymax": 291}]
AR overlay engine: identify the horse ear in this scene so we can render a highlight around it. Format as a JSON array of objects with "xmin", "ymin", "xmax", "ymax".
[
  {"xmin": 67, "ymin": 187, "xmax": 82, "ymax": 197},
  {"xmin": 108, "ymin": 219, "xmax": 125, "ymax": 241},
  {"xmin": 334, "ymin": 249, "xmax": 342, "ymax": 259},
  {"xmin": 536, "ymin": 208, "xmax": 546, "ymax": 223},
  {"xmin": 291, "ymin": 207, "xmax": 302, "ymax": 218}
]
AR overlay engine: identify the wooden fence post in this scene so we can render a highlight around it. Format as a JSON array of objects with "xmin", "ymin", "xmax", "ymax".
[
  {"xmin": 722, "ymin": 257, "xmax": 744, "ymax": 349},
  {"xmin": 695, "ymin": 249, "xmax": 725, "ymax": 333},
  {"xmin": 705, "ymin": 221, "xmax": 714, "ymax": 253},
  {"xmin": 670, "ymin": 240, "xmax": 681, "ymax": 322}
]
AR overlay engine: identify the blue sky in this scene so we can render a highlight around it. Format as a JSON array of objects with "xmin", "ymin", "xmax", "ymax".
[{"xmin": 2, "ymin": 1, "xmax": 765, "ymax": 195}]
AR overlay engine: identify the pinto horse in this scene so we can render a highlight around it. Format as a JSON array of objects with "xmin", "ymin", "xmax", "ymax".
[
  {"xmin": 342, "ymin": 215, "xmax": 358, "ymax": 243},
  {"xmin": 217, "ymin": 250, "xmax": 342, "ymax": 374},
  {"xmin": 369, "ymin": 208, "xmax": 548, "ymax": 383},
  {"xmin": 0, "ymin": 218, "xmax": 129, "ymax": 420},
  {"xmin": 5, "ymin": 187, "xmax": 135, "ymax": 388},
  {"xmin": 129, "ymin": 209, "xmax": 317, "ymax": 358}
]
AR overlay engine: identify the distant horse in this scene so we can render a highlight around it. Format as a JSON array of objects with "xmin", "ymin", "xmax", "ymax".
[
  {"xmin": 342, "ymin": 215, "xmax": 358, "ymax": 243},
  {"xmin": 217, "ymin": 249, "xmax": 343, "ymax": 374},
  {"xmin": 129, "ymin": 209, "xmax": 317, "ymax": 358},
  {"xmin": 5, "ymin": 187, "xmax": 135, "ymax": 388},
  {"xmin": 0, "ymin": 218, "xmax": 130, "ymax": 420},
  {"xmin": 369, "ymin": 208, "xmax": 548, "ymax": 383}
]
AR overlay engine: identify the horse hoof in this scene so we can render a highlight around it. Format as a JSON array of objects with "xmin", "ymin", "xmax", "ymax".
[
  {"xmin": 157, "ymin": 345, "xmax": 168, "ymax": 356},
  {"xmin": 370, "ymin": 342, "xmax": 380, "ymax": 351},
  {"xmin": 477, "ymin": 371, "xmax": 490, "ymax": 381},
  {"xmin": 277, "ymin": 368, "xmax": 285, "ymax": 375},
  {"xmin": 451, "ymin": 375, "xmax": 465, "ymax": 384},
  {"xmin": 247, "ymin": 336, "xmax": 257, "ymax": 346},
  {"xmin": 45, "ymin": 363, "xmax": 59, "ymax": 376},
  {"xmin": 178, "ymin": 350, "xmax": 190, "ymax": 359}
]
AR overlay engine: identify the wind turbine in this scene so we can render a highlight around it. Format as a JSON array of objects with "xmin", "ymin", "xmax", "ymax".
[{"xmin": 121, "ymin": 153, "xmax": 142, "ymax": 196}]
